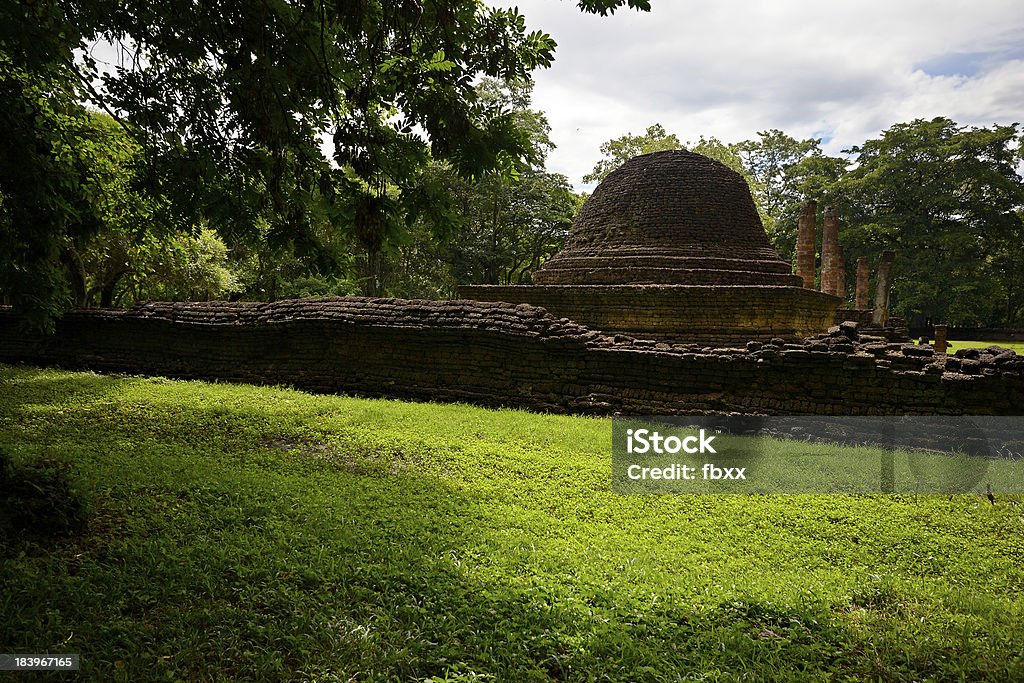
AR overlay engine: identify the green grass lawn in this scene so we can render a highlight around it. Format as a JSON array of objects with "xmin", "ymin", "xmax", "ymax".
[
  {"xmin": 2, "ymin": 364, "xmax": 1023, "ymax": 681},
  {"xmin": 943, "ymin": 339, "xmax": 1024, "ymax": 354}
]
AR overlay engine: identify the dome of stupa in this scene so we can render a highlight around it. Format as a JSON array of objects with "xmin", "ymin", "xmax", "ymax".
[{"xmin": 532, "ymin": 150, "xmax": 801, "ymax": 287}]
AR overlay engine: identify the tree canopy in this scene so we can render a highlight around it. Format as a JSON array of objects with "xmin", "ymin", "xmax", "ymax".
[
  {"xmin": 833, "ymin": 117, "xmax": 1024, "ymax": 326},
  {"xmin": 0, "ymin": 0, "xmax": 650, "ymax": 328}
]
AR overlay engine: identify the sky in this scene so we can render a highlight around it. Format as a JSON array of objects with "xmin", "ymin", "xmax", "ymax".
[{"xmin": 489, "ymin": 0, "xmax": 1024, "ymax": 190}]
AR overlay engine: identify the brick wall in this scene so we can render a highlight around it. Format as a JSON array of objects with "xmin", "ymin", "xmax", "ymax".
[{"xmin": 0, "ymin": 298, "xmax": 1020, "ymax": 415}]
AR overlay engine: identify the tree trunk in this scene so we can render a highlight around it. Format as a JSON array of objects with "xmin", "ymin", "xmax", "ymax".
[
  {"xmin": 363, "ymin": 249, "xmax": 383, "ymax": 297},
  {"xmin": 60, "ymin": 247, "xmax": 88, "ymax": 307},
  {"xmin": 100, "ymin": 269, "xmax": 128, "ymax": 308}
]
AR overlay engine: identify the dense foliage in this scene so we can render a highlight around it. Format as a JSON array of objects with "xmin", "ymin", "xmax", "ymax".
[
  {"xmin": 0, "ymin": 54, "xmax": 112, "ymax": 330},
  {"xmin": 2, "ymin": 1, "xmax": 649, "ymax": 327},
  {"xmin": 834, "ymin": 118, "xmax": 1024, "ymax": 326}
]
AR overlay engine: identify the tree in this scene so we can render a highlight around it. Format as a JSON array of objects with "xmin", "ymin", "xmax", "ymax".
[
  {"xmin": 81, "ymin": 226, "xmax": 243, "ymax": 306},
  {"xmin": 990, "ymin": 213, "xmax": 1024, "ymax": 325},
  {"xmin": 575, "ymin": 0, "xmax": 653, "ymax": 14},
  {"xmin": 684, "ymin": 136, "xmax": 744, "ymax": 175},
  {"xmin": 1, "ymin": 0, "xmax": 654, "ymax": 328},
  {"xmin": 447, "ymin": 168, "xmax": 578, "ymax": 287},
  {"xmin": 55, "ymin": 112, "xmax": 174, "ymax": 308},
  {"xmin": 734, "ymin": 131, "xmax": 848, "ymax": 261},
  {"xmin": 583, "ymin": 124, "xmax": 682, "ymax": 184},
  {"xmin": 134, "ymin": 230, "xmax": 241, "ymax": 303},
  {"xmin": 735, "ymin": 130, "xmax": 827, "ymax": 236},
  {"xmin": 15, "ymin": 111, "xmax": 249, "ymax": 308},
  {"xmin": 399, "ymin": 79, "xmax": 580, "ymax": 294},
  {"xmin": 832, "ymin": 117, "xmax": 1024, "ymax": 326},
  {"xmin": 0, "ymin": 55, "xmax": 111, "ymax": 331}
]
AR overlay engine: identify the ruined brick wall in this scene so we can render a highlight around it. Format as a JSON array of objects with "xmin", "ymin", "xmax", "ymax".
[
  {"xmin": 834, "ymin": 309, "xmax": 910, "ymax": 341},
  {"xmin": 0, "ymin": 299, "xmax": 1021, "ymax": 415}
]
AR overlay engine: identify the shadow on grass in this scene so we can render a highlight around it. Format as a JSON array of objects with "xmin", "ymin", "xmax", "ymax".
[
  {"xmin": 0, "ymin": 365, "xmax": 1020, "ymax": 681},
  {"xmin": 0, "ymin": 462, "xmax": 915, "ymax": 682}
]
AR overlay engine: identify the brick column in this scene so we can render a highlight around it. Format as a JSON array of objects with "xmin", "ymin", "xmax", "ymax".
[
  {"xmin": 871, "ymin": 250, "xmax": 895, "ymax": 327},
  {"xmin": 835, "ymin": 246, "xmax": 846, "ymax": 306},
  {"xmin": 855, "ymin": 257, "xmax": 870, "ymax": 309},
  {"xmin": 796, "ymin": 201, "xmax": 817, "ymax": 289},
  {"xmin": 819, "ymin": 207, "xmax": 840, "ymax": 295},
  {"xmin": 934, "ymin": 325, "xmax": 948, "ymax": 354}
]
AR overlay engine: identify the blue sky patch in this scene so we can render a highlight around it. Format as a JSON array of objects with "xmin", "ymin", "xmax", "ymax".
[{"xmin": 916, "ymin": 51, "xmax": 990, "ymax": 78}]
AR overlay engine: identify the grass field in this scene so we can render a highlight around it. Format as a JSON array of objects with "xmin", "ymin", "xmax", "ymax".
[
  {"xmin": 942, "ymin": 339, "xmax": 1024, "ymax": 354},
  {"xmin": 2, "ymin": 364, "xmax": 1023, "ymax": 681}
]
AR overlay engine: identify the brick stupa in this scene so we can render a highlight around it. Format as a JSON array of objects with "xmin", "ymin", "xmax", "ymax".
[{"xmin": 459, "ymin": 150, "xmax": 840, "ymax": 345}]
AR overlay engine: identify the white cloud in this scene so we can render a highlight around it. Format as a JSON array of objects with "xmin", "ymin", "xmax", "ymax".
[{"xmin": 489, "ymin": 0, "xmax": 1024, "ymax": 189}]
